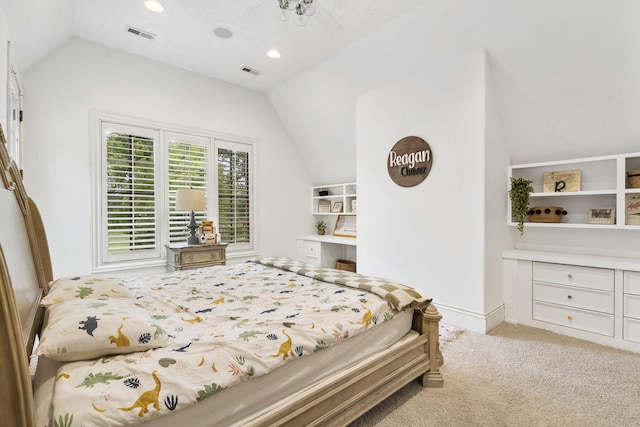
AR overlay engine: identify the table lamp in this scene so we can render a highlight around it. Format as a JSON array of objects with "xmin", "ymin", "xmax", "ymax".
[{"xmin": 175, "ymin": 188, "xmax": 206, "ymax": 245}]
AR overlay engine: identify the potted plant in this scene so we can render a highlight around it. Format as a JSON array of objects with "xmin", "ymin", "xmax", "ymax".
[
  {"xmin": 315, "ymin": 220, "xmax": 327, "ymax": 235},
  {"xmin": 509, "ymin": 177, "xmax": 534, "ymax": 235}
]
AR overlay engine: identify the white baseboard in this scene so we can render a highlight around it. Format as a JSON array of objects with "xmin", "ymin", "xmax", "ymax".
[{"xmin": 435, "ymin": 303, "xmax": 505, "ymax": 334}]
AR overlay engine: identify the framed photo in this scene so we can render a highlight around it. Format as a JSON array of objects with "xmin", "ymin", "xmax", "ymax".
[
  {"xmin": 626, "ymin": 194, "xmax": 640, "ymax": 225},
  {"xmin": 333, "ymin": 214, "xmax": 356, "ymax": 238},
  {"xmin": 317, "ymin": 199, "xmax": 331, "ymax": 213},
  {"xmin": 331, "ymin": 201, "xmax": 343, "ymax": 213},
  {"xmin": 587, "ymin": 208, "xmax": 615, "ymax": 225}
]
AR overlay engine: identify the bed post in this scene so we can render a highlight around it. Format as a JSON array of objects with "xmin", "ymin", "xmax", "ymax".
[
  {"xmin": 415, "ymin": 302, "xmax": 444, "ymax": 388},
  {"xmin": 0, "ymin": 245, "xmax": 37, "ymax": 427}
]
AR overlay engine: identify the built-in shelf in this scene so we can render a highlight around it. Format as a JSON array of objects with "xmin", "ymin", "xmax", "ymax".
[
  {"xmin": 312, "ymin": 182, "xmax": 357, "ymax": 215},
  {"xmin": 508, "ymin": 152, "xmax": 640, "ymax": 229}
]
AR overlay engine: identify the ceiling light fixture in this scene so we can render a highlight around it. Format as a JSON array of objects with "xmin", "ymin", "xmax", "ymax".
[
  {"xmin": 144, "ymin": 0, "xmax": 164, "ymax": 13},
  {"xmin": 267, "ymin": 49, "xmax": 281, "ymax": 59},
  {"xmin": 276, "ymin": 0, "xmax": 315, "ymax": 27}
]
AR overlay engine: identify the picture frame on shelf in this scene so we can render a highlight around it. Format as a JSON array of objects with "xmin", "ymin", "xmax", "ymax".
[
  {"xmin": 333, "ymin": 214, "xmax": 356, "ymax": 238},
  {"xmin": 626, "ymin": 194, "xmax": 640, "ymax": 225},
  {"xmin": 318, "ymin": 199, "xmax": 331, "ymax": 213},
  {"xmin": 587, "ymin": 209, "xmax": 615, "ymax": 225},
  {"xmin": 331, "ymin": 202, "xmax": 343, "ymax": 213}
]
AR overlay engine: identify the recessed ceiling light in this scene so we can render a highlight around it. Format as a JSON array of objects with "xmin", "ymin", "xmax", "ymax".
[
  {"xmin": 144, "ymin": 0, "xmax": 164, "ymax": 13},
  {"xmin": 267, "ymin": 49, "xmax": 281, "ymax": 59},
  {"xmin": 213, "ymin": 27, "xmax": 233, "ymax": 39}
]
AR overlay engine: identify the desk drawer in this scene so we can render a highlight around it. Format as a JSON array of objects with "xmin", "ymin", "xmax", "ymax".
[
  {"xmin": 181, "ymin": 249, "xmax": 225, "ymax": 266},
  {"xmin": 533, "ymin": 282, "xmax": 613, "ymax": 314},
  {"xmin": 624, "ymin": 294, "xmax": 640, "ymax": 319},
  {"xmin": 303, "ymin": 240, "xmax": 321, "ymax": 259},
  {"xmin": 533, "ymin": 262, "xmax": 613, "ymax": 291},
  {"xmin": 533, "ymin": 301, "xmax": 614, "ymax": 336},
  {"xmin": 624, "ymin": 317, "xmax": 640, "ymax": 343},
  {"xmin": 624, "ymin": 271, "xmax": 640, "ymax": 295}
]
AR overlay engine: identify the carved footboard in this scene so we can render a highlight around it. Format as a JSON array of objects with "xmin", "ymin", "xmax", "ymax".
[{"xmin": 413, "ymin": 302, "xmax": 444, "ymax": 388}]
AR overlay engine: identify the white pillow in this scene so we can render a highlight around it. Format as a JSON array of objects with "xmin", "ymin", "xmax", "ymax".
[
  {"xmin": 41, "ymin": 275, "xmax": 132, "ymax": 307},
  {"xmin": 36, "ymin": 298, "xmax": 169, "ymax": 362}
]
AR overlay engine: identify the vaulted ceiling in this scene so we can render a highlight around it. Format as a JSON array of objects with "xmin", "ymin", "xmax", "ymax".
[{"xmin": 2, "ymin": 0, "xmax": 427, "ymax": 92}]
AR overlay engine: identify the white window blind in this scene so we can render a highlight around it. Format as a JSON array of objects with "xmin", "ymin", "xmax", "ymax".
[
  {"xmin": 102, "ymin": 123, "xmax": 160, "ymax": 263},
  {"xmin": 167, "ymin": 133, "xmax": 209, "ymax": 243},
  {"xmin": 217, "ymin": 142, "xmax": 251, "ymax": 246}
]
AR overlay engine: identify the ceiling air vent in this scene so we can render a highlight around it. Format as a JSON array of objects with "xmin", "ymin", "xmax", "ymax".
[
  {"xmin": 241, "ymin": 66, "xmax": 262, "ymax": 76},
  {"xmin": 126, "ymin": 26, "xmax": 156, "ymax": 40}
]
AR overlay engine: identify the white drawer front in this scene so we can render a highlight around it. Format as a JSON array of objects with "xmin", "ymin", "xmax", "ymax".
[
  {"xmin": 624, "ymin": 294, "xmax": 640, "ymax": 319},
  {"xmin": 624, "ymin": 317, "xmax": 640, "ymax": 344},
  {"xmin": 303, "ymin": 240, "xmax": 321, "ymax": 259},
  {"xmin": 533, "ymin": 282, "xmax": 613, "ymax": 314},
  {"xmin": 533, "ymin": 262, "xmax": 613, "ymax": 291},
  {"xmin": 624, "ymin": 271, "xmax": 640, "ymax": 296},
  {"xmin": 533, "ymin": 301, "xmax": 614, "ymax": 337}
]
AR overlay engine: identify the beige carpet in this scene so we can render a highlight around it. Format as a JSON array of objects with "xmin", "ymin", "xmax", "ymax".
[{"xmin": 349, "ymin": 322, "xmax": 640, "ymax": 426}]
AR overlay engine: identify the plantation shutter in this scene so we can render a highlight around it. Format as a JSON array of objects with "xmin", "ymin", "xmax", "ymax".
[
  {"xmin": 217, "ymin": 142, "xmax": 251, "ymax": 246},
  {"xmin": 167, "ymin": 133, "xmax": 209, "ymax": 243},
  {"xmin": 102, "ymin": 123, "xmax": 160, "ymax": 262}
]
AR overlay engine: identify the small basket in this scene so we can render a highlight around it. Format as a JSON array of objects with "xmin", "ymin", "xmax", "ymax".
[
  {"xmin": 528, "ymin": 206, "xmax": 567, "ymax": 223},
  {"xmin": 336, "ymin": 259, "xmax": 356, "ymax": 272},
  {"xmin": 628, "ymin": 170, "xmax": 640, "ymax": 189}
]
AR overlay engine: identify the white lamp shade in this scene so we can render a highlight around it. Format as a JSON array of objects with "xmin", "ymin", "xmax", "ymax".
[{"xmin": 175, "ymin": 188, "xmax": 206, "ymax": 211}]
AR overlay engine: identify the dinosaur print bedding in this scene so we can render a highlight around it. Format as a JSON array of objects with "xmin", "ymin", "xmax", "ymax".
[{"xmin": 44, "ymin": 259, "xmax": 427, "ymax": 427}]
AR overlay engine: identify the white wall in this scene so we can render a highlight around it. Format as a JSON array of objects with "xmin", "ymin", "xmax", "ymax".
[
  {"xmin": 22, "ymin": 37, "xmax": 310, "ymax": 277},
  {"xmin": 271, "ymin": 0, "xmax": 640, "ymax": 331},
  {"xmin": 357, "ymin": 51, "xmax": 489, "ymax": 328}
]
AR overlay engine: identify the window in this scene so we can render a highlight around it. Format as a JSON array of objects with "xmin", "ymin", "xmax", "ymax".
[
  {"xmin": 94, "ymin": 114, "xmax": 255, "ymax": 270},
  {"xmin": 217, "ymin": 141, "xmax": 252, "ymax": 250}
]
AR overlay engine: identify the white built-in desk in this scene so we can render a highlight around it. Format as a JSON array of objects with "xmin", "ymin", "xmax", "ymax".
[{"xmin": 296, "ymin": 235, "xmax": 357, "ymax": 269}]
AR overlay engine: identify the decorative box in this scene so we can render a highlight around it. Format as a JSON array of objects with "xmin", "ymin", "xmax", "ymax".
[{"xmin": 528, "ymin": 206, "xmax": 567, "ymax": 223}]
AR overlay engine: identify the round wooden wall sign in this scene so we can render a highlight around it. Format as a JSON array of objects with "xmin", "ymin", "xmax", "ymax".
[{"xmin": 387, "ymin": 136, "xmax": 433, "ymax": 187}]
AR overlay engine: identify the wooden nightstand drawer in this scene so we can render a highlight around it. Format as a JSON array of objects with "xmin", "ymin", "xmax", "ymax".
[
  {"xmin": 166, "ymin": 243, "xmax": 228, "ymax": 272},
  {"xmin": 182, "ymin": 248, "xmax": 224, "ymax": 266},
  {"xmin": 533, "ymin": 300, "xmax": 614, "ymax": 336},
  {"xmin": 533, "ymin": 281, "xmax": 613, "ymax": 314},
  {"xmin": 533, "ymin": 262, "xmax": 613, "ymax": 291}
]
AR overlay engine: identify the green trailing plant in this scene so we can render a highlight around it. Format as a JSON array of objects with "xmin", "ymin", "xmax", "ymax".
[{"xmin": 509, "ymin": 177, "xmax": 534, "ymax": 235}]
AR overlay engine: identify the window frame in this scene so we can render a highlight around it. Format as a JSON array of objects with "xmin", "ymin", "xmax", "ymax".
[{"xmin": 91, "ymin": 110, "xmax": 257, "ymax": 273}]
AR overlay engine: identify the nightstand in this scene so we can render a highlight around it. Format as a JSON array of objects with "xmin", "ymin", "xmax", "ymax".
[{"xmin": 165, "ymin": 242, "xmax": 228, "ymax": 271}]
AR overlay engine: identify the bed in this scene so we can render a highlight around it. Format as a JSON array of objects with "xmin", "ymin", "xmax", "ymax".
[{"xmin": 0, "ymin": 124, "xmax": 443, "ymax": 427}]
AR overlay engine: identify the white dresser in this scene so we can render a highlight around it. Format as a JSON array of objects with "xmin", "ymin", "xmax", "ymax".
[{"xmin": 504, "ymin": 250, "xmax": 640, "ymax": 352}]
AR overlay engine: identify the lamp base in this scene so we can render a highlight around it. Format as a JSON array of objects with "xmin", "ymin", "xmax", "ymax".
[
  {"xmin": 186, "ymin": 235, "xmax": 200, "ymax": 245},
  {"xmin": 186, "ymin": 210, "xmax": 200, "ymax": 245}
]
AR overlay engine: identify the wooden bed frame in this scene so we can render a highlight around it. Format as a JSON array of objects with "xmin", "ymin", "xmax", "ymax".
[{"xmin": 0, "ymin": 125, "xmax": 443, "ymax": 427}]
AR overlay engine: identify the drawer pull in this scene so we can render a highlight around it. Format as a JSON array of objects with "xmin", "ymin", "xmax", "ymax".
[
  {"xmin": 188, "ymin": 255, "xmax": 193, "ymax": 261},
  {"xmin": 567, "ymin": 274, "xmax": 573, "ymax": 279},
  {"xmin": 567, "ymin": 295, "xmax": 572, "ymax": 300},
  {"xmin": 567, "ymin": 315, "xmax": 573, "ymax": 321}
]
